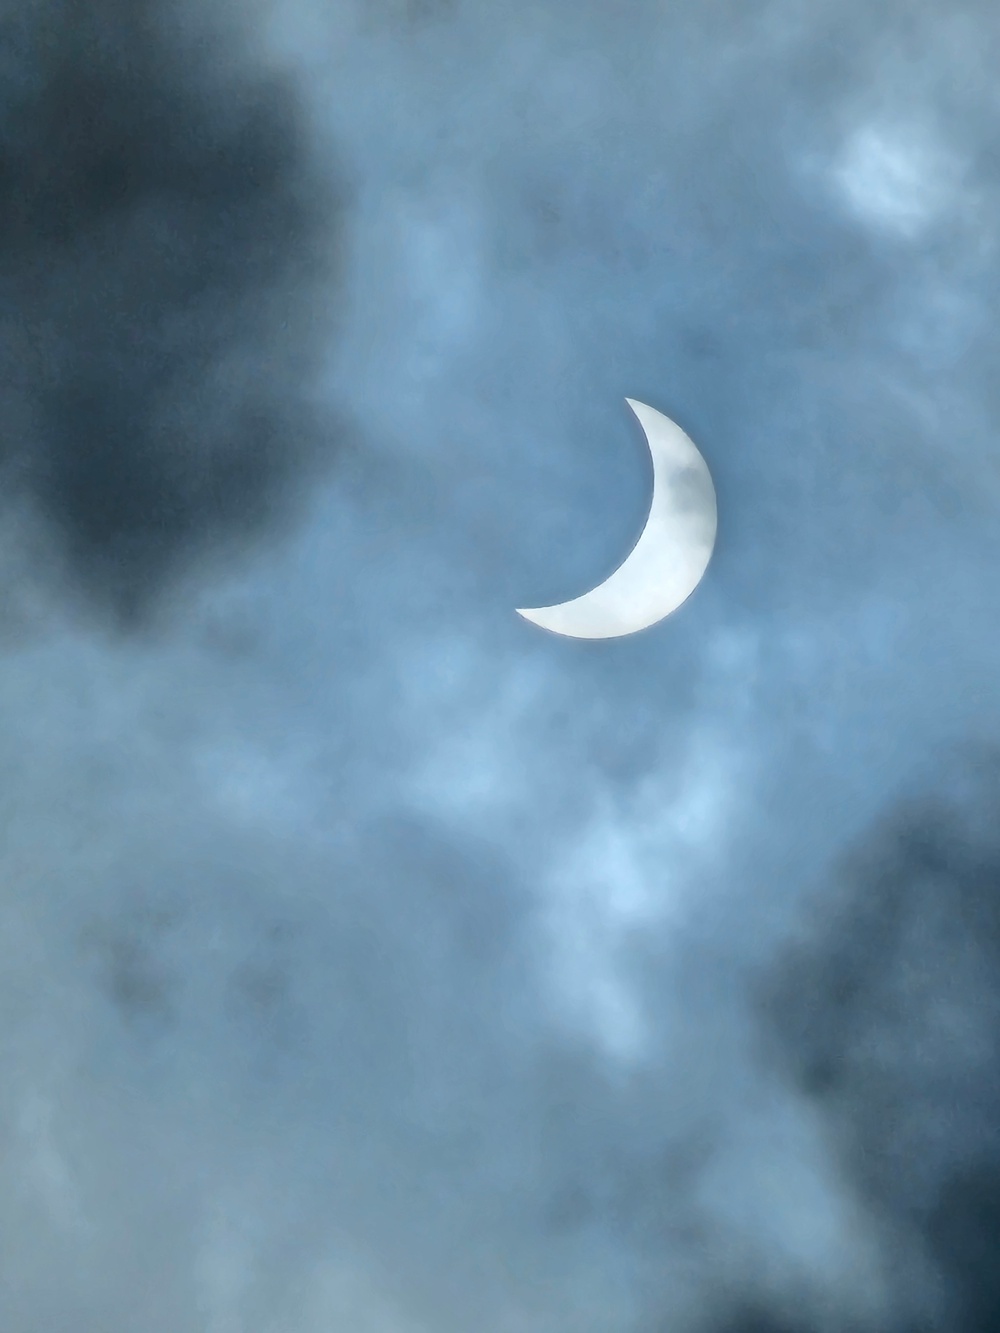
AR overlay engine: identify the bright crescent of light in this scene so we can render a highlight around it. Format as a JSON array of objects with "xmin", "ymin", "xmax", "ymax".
[{"xmin": 516, "ymin": 399, "xmax": 717, "ymax": 640}]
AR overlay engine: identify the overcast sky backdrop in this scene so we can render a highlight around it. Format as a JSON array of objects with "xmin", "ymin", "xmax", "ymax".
[{"xmin": 3, "ymin": 0, "xmax": 1000, "ymax": 1330}]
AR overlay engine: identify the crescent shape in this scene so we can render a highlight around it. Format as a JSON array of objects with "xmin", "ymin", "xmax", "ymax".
[{"xmin": 516, "ymin": 400, "xmax": 717, "ymax": 640}]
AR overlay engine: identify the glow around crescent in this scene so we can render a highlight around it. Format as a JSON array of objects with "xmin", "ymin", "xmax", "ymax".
[{"xmin": 516, "ymin": 400, "xmax": 717, "ymax": 640}]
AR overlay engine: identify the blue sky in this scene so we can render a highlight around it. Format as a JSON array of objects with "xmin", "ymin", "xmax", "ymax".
[{"xmin": 3, "ymin": 0, "xmax": 1000, "ymax": 1329}]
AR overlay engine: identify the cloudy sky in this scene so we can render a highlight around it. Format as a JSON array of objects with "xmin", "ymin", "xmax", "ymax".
[{"xmin": 3, "ymin": 0, "xmax": 1000, "ymax": 1329}]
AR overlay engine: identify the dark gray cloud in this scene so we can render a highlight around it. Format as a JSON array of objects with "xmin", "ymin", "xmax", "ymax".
[
  {"xmin": 3, "ymin": 0, "xmax": 1000, "ymax": 1330},
  {"xmin": 762, "ymin": 742, "xmax": 1000, "ymax": 1333},
  {"xmin": 0, "ymin": 0, "xmax": 346, "ymax": 626}
]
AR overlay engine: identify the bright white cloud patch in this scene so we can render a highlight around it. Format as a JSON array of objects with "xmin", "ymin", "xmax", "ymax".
[
  {"xmin": 540, "ymin": 728, "xmax": 744, "ymax": 1063},
  {"xmin": 830, "ymin": 122, "xmax": 961, "ymax": 238}
]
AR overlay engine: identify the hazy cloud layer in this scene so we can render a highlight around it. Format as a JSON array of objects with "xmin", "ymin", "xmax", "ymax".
[{"xmin": 3, "ymin": 0, "xmax": 1000, "ymax": 1330}]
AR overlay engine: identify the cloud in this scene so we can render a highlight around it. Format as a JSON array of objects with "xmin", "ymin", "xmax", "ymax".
[
  {"xmin": 0, "ymin": 0, "xmax": 347, "ymax": 626},
  {"xmin": 826, "ymin": 121, "xmax": 964, "ymax": 238},
  {"xmin": 762, "ymin": 742, "xmax": 1000, "ymax": 1333},
  {"xmin": 4, "ymin": 0, "xmax": 1000, "ymax": 1331}
]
